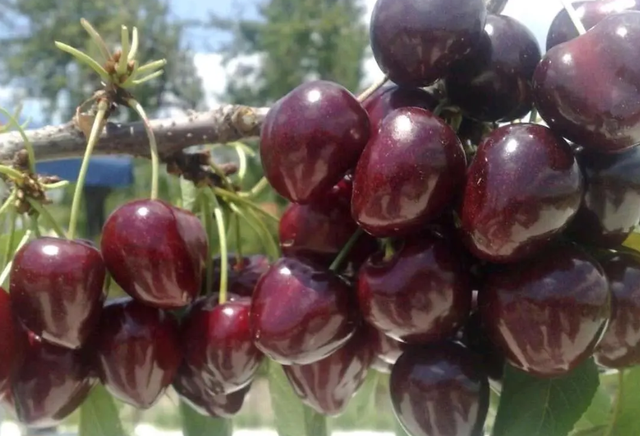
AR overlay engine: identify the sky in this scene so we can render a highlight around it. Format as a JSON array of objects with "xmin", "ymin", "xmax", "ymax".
[{"xmin": 0, "ymin": 0, "xmax": 569, "ymax": 123}]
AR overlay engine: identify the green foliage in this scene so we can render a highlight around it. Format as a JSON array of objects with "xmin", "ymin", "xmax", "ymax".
[
  {"xmin": 179, "ymin": 400, "xmax": 233, "ymax": 436},
  {"xmin": 78, "ymin": 385, "xmax": 126, "ymax": 436}
]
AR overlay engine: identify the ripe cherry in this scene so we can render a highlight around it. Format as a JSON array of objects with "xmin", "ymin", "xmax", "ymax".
[
  {"xmin": 0, "ymin": 288, "xmax": 16, "ymax": 394},
  {"xmin": 460, "ymin": 311, "xmax": 505, "ymax": 382},
  {"xmin": 101, "ymin": 199, "xmax": 208, "ymax": 308},
  {"xmin": 207, "ymin": 254, "xmax": 270, "ymax": 297}
]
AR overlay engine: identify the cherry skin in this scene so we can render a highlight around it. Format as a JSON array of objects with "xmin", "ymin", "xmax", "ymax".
[
  {"xmin": 251, "ymin": 257, "xmax": 358, "ymax": 365},
  {"xmin": 566, "ymin": 146, "xmax": 640, "ymax": 247},
  {"xmin": 533, "ymin": 12, "xmax": 640, "ymax": 153},
  {"xmin": 479, "ymin": 243, "xmax": 610, "ymax": 377},
  {"xmin": 358, "ymin": 233, "xmax": 472, "ymax": 344},
  {"xmin": 460, "ymin": 123, "xmax": 583, "ymax": 263},
  {"xmin": 370, "ymin": 0, "xmax": 487, "ymax": 86},
  {"xmin": 369, "ymin": 327, "xmax": 407, "ymax": 365},
  {"xmin": 94, "ymin": 297, "xmax": 182, "ymax": 409},
  {"xmin": 9, "ymin": 237, "xmax": 105, "ymax": 350},
  {"xmin": 352, "ymin": 107, "xmax": 467, "ymax": 238},
  {"xmin": 208, "ymin": 254, "xmax": 270, "ymax": 297},
  {"xmin": 390, "ymin": 341, "xmax": 490, "ymax": 436},
  {"xmin": 363, "ymin": 85, "xmax": 439, "ymax": 135},
  {"xmin": 181, "ymin": 294, "xmax": 263, "ymax": 395},
  {"xmin": 101, "ymin": 199, "xmax": 208, "ymax": 308},
  {"xmin": 0, "ymin": 289, "xmax": 16, "ymax": 394},
  {"xmin": 546, "ymin": 0, "xmax": 640, "ymax": 50},
  {"xmin": 283, "ymin": 325, "xmax": 374, "ymax": 416},
  {"xmin": 260, "ymin": 80, "xmax": 370, "ymax": 203},
  {"xmin": 460, "ymin": 311, "xmax": 505, "ymax": 382},
  {"xmin": 594, "ymin": 253, "xmax": 640, "ymax": 368},
  {"xmin": 446, "ymin": 14, "xmax": 541, "ymax": 122}
]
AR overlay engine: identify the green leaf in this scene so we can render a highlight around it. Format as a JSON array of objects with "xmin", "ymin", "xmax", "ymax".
[
  {"xmin": 78, "ymin": 385, "xmax": 125, "ymax": 436},
  {"xmin": 607, "ymin": 368, "xmax": 640, "ymax": 436},
  {"xmin": 180, "ymin": 177, "xmax": 198, "ymax": 212},
  {"xmin": 492, "ymin": 359, "xmax": 600, "ymax": 436},
  {"xmin": 179, "ymin": 400, "xmax": 233, "ymax": 436},
  {"xmin": 572, "ymin": 382, "xmax": 612, "ymax": 433},
  {"xmin": 267, "ymin": 360, "xmax": 328, "ymax": 436},
  {"xmin": 345, "ymin": 370, "xmax": 379, "ymax": 423}
]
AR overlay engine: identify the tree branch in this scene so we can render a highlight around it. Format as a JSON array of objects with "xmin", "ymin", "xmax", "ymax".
[{"xmin": 0, "ymin": 104, "xmax": 269, "ymax": 164}]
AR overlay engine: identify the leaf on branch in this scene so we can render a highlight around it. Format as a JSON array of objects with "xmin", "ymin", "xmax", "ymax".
[
  {"xmin": 180, "ymin": 177, "xmax": 198, "ymax": 212},
  {"xmin": 571, "ymin": 376, "xmax": 613, "ymax": 434},
  {"xmin": 492, "ymin": 359, "xmax": 600, "ymax": 436},
  {"xmin": 78, "ymin": 385, "xmax": 126, "ymax": 436},
  {"xmin": 607, "ymin": 368, "xmax": 640, "ymax": 436},
  {"xmin": 179, "ymin": 399, "xmax": 233, "ymax": 436}
]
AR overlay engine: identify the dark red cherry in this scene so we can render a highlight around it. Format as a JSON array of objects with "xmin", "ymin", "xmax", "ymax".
[
  {"xmin": 446, "ymin": 14, "xmax": 541, "ymax": 122},
  {"xmin": 358, "ymin": 234, "xmax": 472, "ymax": 344},
  {"xmin": 251, "ymin": 257, "xmax": 358, "ymax": 365},
  {"xmin": 260, "ymin": 80, "xmax": 370, "ymax": 203},
  {"xmin": 283, "ymin": 325, "xmax": 374, "ymax": 416},
  {"xmin": 370, "ymin": 0, "xmax": 487, "ymax": 86},
  {"xmin": 11, "ymin": 331, "xmax": 93, "ymax": 427},
  {"xmin": 352, "ymin": 107, "xmax": 467, "ymax": 238},
  {"xmin": 460, "ymin": 311, "xmax": 505, "ymax": 382},
  {"xmin": 546, "ymin": 0, "xmax": 640, "ymax": 50},
  {"xmin": 208, "ymin": 254, "xmax": 270, "ymax": 297},
  {"xmin": 534, "ymin": 12, "xmax": 640, "ymax": 153},
  {"xmin": 101, "ymin": 199, "xmax": 208, "ymax": 308},
  {"xmin": 181, "ymin": 294, "xmax": 262, "ymax": 395},
  {"xmin": 390, "ymin": 341, "xmax": 489, "ymax": 436},
  {"xmin": 95, "ymin": 298, "xmax": 182, "ymax": 409},
  {"xmin": 479, "ymin": 243, "xmax": 610, "ymax": 377},
  {"xmin": 0, "ymin": 289, "xmax": 16, "ymax": 394},
  {"xmin": 566, "ymin": 146, "xmax": 640, "ymax": 247},
  {"xmin": 461, "ymin": 123, "xmax": 583, "ymax": 263},
  {"xmin": 363, "ymin": 85, "xmax": 439, "ymax": 135},
  {"xmin": 9, "ymin": 237, "xmax": 105, "ymax": 349},
  {"xmin": 594, "ymin": 253, "xmax": 640, "ymax": 368}
]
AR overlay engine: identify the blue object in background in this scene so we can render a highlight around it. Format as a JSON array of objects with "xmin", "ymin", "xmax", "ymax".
[{"xmin": 36, "ymin": 156, "xmax": 135, "ymax": 187}]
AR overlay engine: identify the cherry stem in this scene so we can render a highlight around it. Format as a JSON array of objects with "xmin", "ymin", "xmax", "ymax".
[
  {"xmin": 2, "ymin": 208, "xmax": 16, "ymax": 269},
  {"xmin": 27, "ymin": 198, "xmax": 66, "ymax": 238},
  {"xmin": 0, "ymin": 166, "xmax": 24, "ymax": 181},
  {"xmin": 0, "ymin": 107, "xmax": 36, "ymax": 174},
  {"xmin": 357, "ymin": 75, "xmax": 388, "ymax": 103},
  {"xmin": 234, "ymin": 213, "xmax": 243, "ymax": 262},
  {"xmin": 528, "ymin": 107, "xmax": 538, "ymax": 124},
  {"xmin": 604, "ymin": 370, "xmax": 625, "ymax": 436},
  {"xmin": 44, "ymin": 181, "xmax": 70, "ymax": 190},
  {"xmin": 0, "ymin": 229, "xmax": 32, "ymax": 287},
  {"xmin": 127, "ymin": 98, "xmax": 159, "ymax": 200},
  {"xmin": 209, "ymin": 161, "xmax": 235, "ymax": 191},
  {"xmin": 203, "ymin": 189, "xmax": 228, "ymax": 305},
  {"xmin": 68, "ymin": 99, "xmax": 108, "ymax": 240},
  {"xmin": 212, "ymin": 187, "xmax": 279, "ymax": 225},
  {"xmin": 0, "ymin": 191, "xmax": 17, "ymax": 218},
  {"xmin": 199, "ymin": 190, "xmax": 215, "ymax": 301},
  {"xmin": 559, "ymin": 0, "xmax": 587, "ymax": 35},
  {"xmin": 239, "ymin": 177, "xmax": 269, "ymax": 198},
  {"xmin": 229, "ymin": 202, "xmax": 279, "ymax": 261},
  {"xmin": 383, "ymin": 238, "xmax": 395, "ymax": 261},
  {"xmin": 30, "ymin": 214, "xmax": 41, "ymax": 238},
  {"xmin": 329, "ymin": 227, "xmax": 364, "ymax": 272},
  {"xmin": 485, "ymin": 0, "xmax": 509, "ymax": 14}
]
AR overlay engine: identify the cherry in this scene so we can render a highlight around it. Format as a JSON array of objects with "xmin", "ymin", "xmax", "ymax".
[
  {"xmin": 94, "ymin": 297, "xmax": 182, "ymax": 409},
  {"xmin": 460, "ymin": 311, "xmax": 505, "ymax": 382},
  {"xmin": 594, "ymin": 253, "xmax": 640, "ymax": 368},
  {"xmin": 546, "ymin": 0, "xmax": 640, "ymax": 50},
  {"xmin": 101, "ymin": 199, "xmax": 208, "ymax": 309},
  {"xmin": 260, "ymin": 80, "xmax": 370, "ymax": 203},
  {"xmin": 181, "ymin": 294, "xmax": 262, "ymax": 395},
  {"xmin": 479, "ymin": 243, "xmax": 610, "ymax": 377},
  {"xmin": 370, "ymin": 0, "xmax": 487, "ymax": 87},
  {"xmin": 362, "ymin": 85, "xmax": 439, "ymax": 135},
  {"xmin": 565, "ymin": 146, "xmax": 640, "ymax": 248},
  {"xmin": 208, "ymin": 254, "xmax": 270, "ymax": 297},
  {"xmin": 283, "ymin": 325, "xmax": 374, "ymax": 416},
  {"xmin": 0, "ymin": 289, "xmax": 16, "ymax": 395},
  {"xmin": 358, "ymin": 233, "xmax": 472, "ymax": 344},
  {"xmin": 352, "ymin": 107, "xmax": 467, "ymax": 238},
  {"xmin": 251, "ymin": 257, "xmax": 358, "ymax": 365},
  {"xmin": 460, "ymin": 123, "xmax": 583, "ymax": 263},
  {"xmin": 533, "ymin": 12, "xmax": 640, "ymax": 153},
  {"xmin": 9, "ymin": 237, "xmax": 105, "ymax": 350},
  {"xmin": 369, "ymin": 327, "xmax": 407, "ymax": 365},
  {"xmin": 11, "ymin": 330, "xmax": 93, "ymax": 427},
  {"xmin": 390, "ymin": 341, "xmax": 489, "ymax": 436},
  {"xmin": 446, "ymin": 14, "xmax": 541, "ymax": 122}
]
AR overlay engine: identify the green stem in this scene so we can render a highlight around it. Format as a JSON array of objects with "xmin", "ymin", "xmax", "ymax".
[
  {"xmin": 127, "ymin": 99, "xmax": 159, "ymax": 200},
  {"xmin": 357, "ymin": 75, "xmax": 388, "ymax": 103},
  {"xmin": 559, "ymin": 0, "xmax": 587, "ymax": 35},
  {"xmin": 604, "ymin": 370, "xmax": 625, "ymax": 436},
  {"xmin": 0, "ymin": 229, "xmax": 32, "ymax": 287},
  {"xmin": 329, "ymin": 228, "xmax": 363, "ymax": 272},
  {"xmin": 199, "ymin": 191, "xmax": 215, "ymax": 298},
  {"xmin": 0, "ymin": 165, "xmax": 24, "ymax": 180},
  {"xmin": 209, "ymin": 161, "xmax": 235, "ymax": 191},
  {"xmin": 234, "ymin": 213, "xmax": 243, "ymax": 262},
  {"xmin": 213, "ymin": 187, "xmax": 279, "ymax": 224},
  {"xmin": 68, "ymin": 100, "xmax": 108, "ymax": 240},
  {"xmin": 239, "ymin": 177, "xmax": 269, "ymax": 198},
  {"xmin": 383, "ymin": 238, "xmax": 395, "ymax": 261},
  {"xmin": 0, "ymin": 107, "xmax": 36, "ymax": 174},
  {"xmin": 27, "ymin": 199, "xmax": 66, "ymax": 238},
  {"xmin": 528, "ymin": 107, "xmax": 538, "ymax": 124},
  {"xmin": 0, "ymin": 192, "xmax": 17, "ymax": 218},
  {"xmin": 2, "ymin": 208, "xmax": 16, "ymax": 268},
  {"xmin": 44, "ymin": 181, "xmax": 70, "ymax": 190},
  {"xmin": 229, "ymin": 203, "xmax": 279, "ymax": 261},
  {"xmin": 203, "ymin": 189, "xmax": 228, "ymax": 304},
  {"xmin": 30, "ymin": 214, "xmax": 41, "ymax": 238}
]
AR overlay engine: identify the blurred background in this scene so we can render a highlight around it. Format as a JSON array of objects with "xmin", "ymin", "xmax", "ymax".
[{"xmin": 0, "ymin": 0, "xmax": 576, "ymax": 434}]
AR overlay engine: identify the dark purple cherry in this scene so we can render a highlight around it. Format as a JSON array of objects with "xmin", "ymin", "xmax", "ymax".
[
  {"xmin": 352, "ymin": 107, "xmax": 467, "ymax": 238},
  {"xmin": 370, "ymin": 0, "xmax": 487, "ymax": 86},
  {"xmin": 594, "ymin": 253, "xmax": 640, "ymax": 368},
  {"xmin": 251, "ymin": 257, "xmax": 358, "ymax": 365},
  {"xmin": 566, "ymin": 146, "xmax": 640, "ymax": 247},
  {"xmin": 101, "ymin": 199, "xmax": 208, "ymax": 308},
  {"xmin": 460, "ymin": 311, "xmax": 505, "ymax": 381},
  {"xmin": 260, "ymin": 80, "xmax": 370, "ymax": 203},
  {"xmin": 95, "ymin": 298, "xmax": 182, "ymax": 409},
  {"xmin": 534, "ymin": 12, "xmax": 640, "ymax": 153},
  {"xmin": 358, "ymin": 233, "xmax": 472, "ymax": 344},
  {"xmin": 546, "ymin": 0, "xmax": 640, "ymax": 50},
  {"xmin": 11, "ymin": 330, "xmax": 93, "ymax": 427},
  {"xmin": 9, "ymin": 237, "xmax": 106, "ymax": 350},
  {"xmin": 480, "ymin": 243, "xmax": 610, "ymax": 377},
  {"xmin": 446, "ymin": 14, "xmax": 541, "ymax": 122},
  {"xmin": 461, "ymin": 123, "xmax": 583, "ymax": 263},
  {"xmin": 283, "ymin": 325, "xmax": 374, "ymax": 416},
  {"xmin": 208, "ymin": 254, "xmax": 270, "ymax": 297},
  {"xmin": 390, "ymin": 341, "xmax": 489, "ymax": 436},
  {"xmin": 181, "ymin": 294, "xmax": 262, "ymax": 395},
  {"xmin": 0, "ymin": 289, "xmax": 16, "ymax": 394},
  {"xmin": 363, "ymin": 85, "xmax": 439, "ymax": 135}
]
